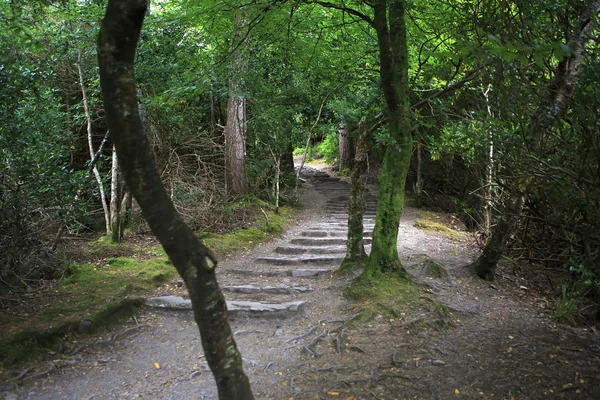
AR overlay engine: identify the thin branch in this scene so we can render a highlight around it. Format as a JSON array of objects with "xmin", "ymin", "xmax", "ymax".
[{"xmin": 309, "ymin": 0, "xmax": 374, "ymax": 26}]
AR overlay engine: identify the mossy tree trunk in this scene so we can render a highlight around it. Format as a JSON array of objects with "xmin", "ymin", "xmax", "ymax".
[
  {"xmin": 338, "ymin": 121, "xmax": 355, "ymax": 174},
  {"xmin": 97, "ymin": 1, "xmax": 254, "ymax": 398},
  {"xmin": 467, "ymin": 0, "xmax": 600, "ymax": 280},
  {"xmin": 341, "ymin": 118, "xmax": 368, "ymax": 270},
  {"xmin": 363, "ymin": 0, "xmax": 412, "ymax": 279}
]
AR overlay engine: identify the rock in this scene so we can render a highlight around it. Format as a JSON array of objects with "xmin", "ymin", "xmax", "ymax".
[
  {"xmin": 420, "ymin": 259, "xmax": 448, "ymax": 279},
  {"xmin": 291, "ymin": 269, "xmax": 331, "ymax": 277},
  {"xmin": 78, "ymin": 319, "xmax": 93, "ymax": 333}
]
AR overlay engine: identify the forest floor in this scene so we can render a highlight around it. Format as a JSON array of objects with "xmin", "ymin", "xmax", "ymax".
[{"xmin": 1, "ymin": 161, "xmax": 600, "ymax": 400}]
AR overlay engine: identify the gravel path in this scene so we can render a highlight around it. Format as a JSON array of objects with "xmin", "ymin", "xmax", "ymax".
[{"xmin": 3, "ymin": 165, "xmax": 599, "ymax": 400}]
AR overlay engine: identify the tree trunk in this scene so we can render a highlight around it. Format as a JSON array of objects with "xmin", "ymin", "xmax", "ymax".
[
  {"xmin": 338, "ymin": 121, "xmax": 354, "ymax": 174},
  {"xmin": 467, "ymin": 0, "xmax": 600, "ymax": 279},
  {"xmin": 482, "ymin": 84, "xmax": 494, "ymax": 239},
  {"xmin": 97, "ymin": 2, "xmax": 254, "ymax": 398},
  {"xmin": 110, "ymin": 144, "xmax": 122, "ymax": 243},
  {"xmin": 77, "ymin": 49, "xmax": 110, "ymax": 234},
  {"xmin": 364, "ymin": 0, "xmax": 412, "ymax": 279},
  {"xmin": 281, "ymin": 142, "xmax": 295, "ymax": 174},
  {"xmin": 342, "ymin": 118, "xmax": 368, "ymax": 269},
  {"xmin": 224, "ymin": 12, "xmax": 248, "ymax": 200},
  {"xmin": 415, "ymin": 137, "xmax": 424, "ymax": 208}
]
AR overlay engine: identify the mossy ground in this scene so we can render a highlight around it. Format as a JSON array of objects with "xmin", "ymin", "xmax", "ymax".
[
  {"xmin": 345, "ymin": 272, "xmax": 422, "ymax": 316},
  {"xmin": 414, "ymin": 210, "xmax": 466, "ymax": 241},
  {"xmin": 0, "ymin": 205, "xmax": 298, "ymax": 369}
]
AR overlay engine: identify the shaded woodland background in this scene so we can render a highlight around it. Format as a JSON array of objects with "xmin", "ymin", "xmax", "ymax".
[{"xmin": 1, "ymin": 0, "xmax": 599, "ymax": 323}]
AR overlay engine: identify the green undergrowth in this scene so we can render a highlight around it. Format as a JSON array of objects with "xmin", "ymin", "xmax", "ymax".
[
  {"xmin": 1, "ymin": 205, "xmax": 299, "ymax": 369},
  {"xmin": 345, "ymin": 273, "xmax": 421, "ymax": 315},
  {"xmin": 0, "ymin": 257, "xmax": 175, "ymax": 369},
  {"xmin": 414, "ymin": 211, "xmax": 465, "ymax": 241}
]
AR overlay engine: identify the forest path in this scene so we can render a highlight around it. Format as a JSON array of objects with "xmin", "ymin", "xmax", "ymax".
[{"xmin": 3, "ymin": 164, "xmax": 600, "ymax": 399}]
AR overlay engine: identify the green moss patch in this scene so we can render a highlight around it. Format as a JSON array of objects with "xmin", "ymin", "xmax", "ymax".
[
  {"xmin": 414, "ymin": 211, "xmax": 466, "ymax": 241},
  {"xmin": 345, "ymin": 273, "xmax": 421, "ymax": 315},
  {"xmin": 0, "ymin": 257, "xmax": 175, "ymax": 368}
]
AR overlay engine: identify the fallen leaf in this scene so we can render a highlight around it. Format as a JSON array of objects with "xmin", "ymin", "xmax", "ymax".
[
  {"xmin": 154, "ymin": 363, "xmax": 160, "ymax": 369},
  {"xmin": 345, "ymin": 396, "xmax": 356, "ymax": 400},
  {"xmin": 327, "ymin": 391, "xmax": 340, "ymax": 396},
  {"xmin": 454, "ymin": 388, "xmax": 460, "ymax": 395},
  {"xmin": 412, "ymin": 357, "xmax": 422, "ymax": 361}
]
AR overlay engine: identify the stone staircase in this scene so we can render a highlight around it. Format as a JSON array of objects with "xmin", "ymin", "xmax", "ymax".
[{"xmin": 146, "ymin": 165, "xmax": 377, "ymax": 319}]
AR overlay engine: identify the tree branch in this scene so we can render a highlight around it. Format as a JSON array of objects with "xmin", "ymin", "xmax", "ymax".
[{"xmin": 309, "ymin": 0, "xmax": 374, "ymax": 26}]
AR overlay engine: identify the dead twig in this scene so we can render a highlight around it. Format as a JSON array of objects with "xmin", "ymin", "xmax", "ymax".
[{"xmin": 12, "ymin": 366, "xmax": 32, "ymax": 381}]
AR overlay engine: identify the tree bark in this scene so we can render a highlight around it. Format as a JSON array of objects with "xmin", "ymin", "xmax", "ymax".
[
  {"xmin": 342, "ymin": 118, "xmax": 368, "ymax": 269},
  {"xmin": 482, "ymin": 84, "xmax": 494, "ymax": 238},
  {"xmin": 224, "ymin": 12, "xmax": 248, "ymax": 200},
  {"xmin": 415, "ymin": 137, "xmax": 424, "ymax": 208},
  {"xmin": 338, "ymin": 121, "xmax": 354, "ymax": 174},
  {"xmin": 467, "ymin": 0, "xmax": 600, "ymax": 279},
  {"xmin": 364, "ymin": 0, "xmax": 411, "ymax": 279},
  {"xmin": 97, "ymin": 1, "xmax": 254, "ymax": 398},
  {"xmin": 77, "ymin": 49, "xmax": 110, "ymax": 234},
  {"xmin": 110, "ymin": 144, "xmax": 122, "ymax": 243}
]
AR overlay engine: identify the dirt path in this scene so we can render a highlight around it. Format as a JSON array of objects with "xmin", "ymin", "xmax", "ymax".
[{"xmin": 2, "ymin": 166, "xmax": 599, "ymax": 400}]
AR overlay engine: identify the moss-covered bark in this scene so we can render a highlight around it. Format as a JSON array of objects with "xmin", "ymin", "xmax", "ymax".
[
  {"xmin": 363, "ymin": 0, "xmax": 411, "ymax": 279},
  {"xmin": 97, "ymin": 1, "xmax": 253, "ymax": 398},
  {"xmin": 343, "ymin": 118, "xmax": 368, "ymax": 269}
]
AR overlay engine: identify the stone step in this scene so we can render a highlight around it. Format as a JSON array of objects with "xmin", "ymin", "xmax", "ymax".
[
  {"xmin": 228, "ymin": 268, "xmax": 333, "ymax": 277},
  {"xmin": 289, "ymin": 237, "xmax": 372, "ymax": 246},
  {"xmin": 145, "ymin": 296, "xmax": 305, "ymax": 318},
  {"xmin": 300, "ymin": 231, "xmax": 347, "ymax": 237},
  {"xmin": 222, "ymin": 285, "xmax": 313, "ymax": 295},
  {"xmin": 298, "ymin": 230, "xmax": 372, "ymax": 238},
  {"xmin": 255, "ymin": 255, "xmax": 344, "ymax": 266},
  {"xmin": 274, "ymin": 245, "xmax": 346, "ymax": 255},
  {"xmin": 289, "ymin": 237, "xmax": 346, "ymax": 246}
]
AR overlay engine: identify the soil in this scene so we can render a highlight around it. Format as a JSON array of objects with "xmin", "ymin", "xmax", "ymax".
[{"xmin": 1, "ymin": 162, "xmax": 599, "ymax": 400}]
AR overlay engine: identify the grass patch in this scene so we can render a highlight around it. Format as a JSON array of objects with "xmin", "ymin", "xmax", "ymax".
[
  {"xmin": 205, "ymin": 207, "xmax": 294, "ymax": 254},
  {"xmin": 345, "ymin": 273, "xmax": 421, "ymax": 315},
  {"xmin": 414, "ymin": 211, "xmax": 465, "ymax": 241},
  {"xmin": 85, "ymin": 235, "xmax": 139, "ymax": 259}
]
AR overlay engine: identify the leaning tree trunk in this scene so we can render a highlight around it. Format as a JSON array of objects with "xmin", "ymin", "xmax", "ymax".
[
  {"xmin": 341, "ymin": 118, "xmax": 368, "ymax": 270},
  {"xmin": 468, "ymin": 0, "xmax": 600, "ymax": 280},
  {"xmin": 97, "ymin": 1, "xmax": 254, "ymax": 398},
  {"xmin": 224, "ymin": 12, "xmax": 248, "ymax": 200},
  {"xmin": 364, "ymin": 0, "xmax": 412, "ymax": 279}
]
